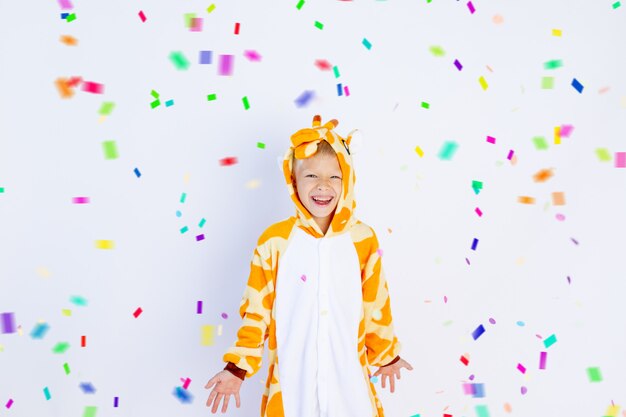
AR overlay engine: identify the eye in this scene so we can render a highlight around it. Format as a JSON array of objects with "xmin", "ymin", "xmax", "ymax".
[
  {"xmin": 306, "ymin": 174, "xmax": 317, "ymax": 178},
  {"xmin": 332, "ymin": 176, "xmax": 342, "ymax": 179}
]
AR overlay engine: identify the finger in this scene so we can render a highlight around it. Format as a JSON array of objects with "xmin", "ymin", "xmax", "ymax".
[
  {"xmin": 212, "ymin": 393, "xmax": 223, "ymax": 414},
  {"xmin": 372, "ymin": 369, "xmax": 381, "ymax": 377},
  {"xmin": 235, "ymin": 392, "xmax": 241, "ymax": 408},
  {"xmin": 381, "ymin": 374, "xmax": 386, "ymax": 389},
  {"xmin": 206, "ymin": 389, "xmax": 218, "ymax": 407},
  {"xmin": 222, "ymin": 394, "xmax": 230, "ymax": 413},
  {"xmin": 405, "ymin": 362, "xmax": 414, "ymax": 370},
  {"xmin": 390, "ymin": 375, "xmax": 395, "ymax": 393},
  {"xmin": 205, "ymin": 377, "xmax": 216, "ymax": 389}
]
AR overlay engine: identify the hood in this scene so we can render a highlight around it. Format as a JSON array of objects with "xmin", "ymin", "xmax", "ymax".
[{"xmin": 282, "ymin": 115, "xmax": 358, "ymax": 238}]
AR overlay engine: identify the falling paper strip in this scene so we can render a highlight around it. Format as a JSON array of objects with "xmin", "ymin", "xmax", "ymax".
[{"xmin": 1, "ymin": 312, "xmax": 16, "ymax": 334}]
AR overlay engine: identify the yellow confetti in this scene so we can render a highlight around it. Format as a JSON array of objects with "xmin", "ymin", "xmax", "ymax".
[
  {"xmin": 551, "ymin": 28, "xmax": 562, "ymax": 37},
  {"xmin": 95, "ymin": 240, "xmax": 115, "ymax": 250},
  {"xmin": 201, "ymin": 325, "xmax": 215, "ymax": 346},
  {"xmin": 414, "ymin": 146, "xmax": 424, "ymax": 157},
  {"xmin": 479, "ymin": 76, "xmax": 488, "ymax": 91},
  {"xmin": 62, "ymin": 309, "xmax": 72, "ymax": 317},
  {"xmin": 605, "ymin": 404, "xmax": 620, "ymax": 417},
  {"xmin": 554, "ymin": 126, "xmax": 561, "ymax": 144}
]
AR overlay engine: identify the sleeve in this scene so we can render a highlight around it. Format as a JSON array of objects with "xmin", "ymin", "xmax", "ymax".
[
  {"xmin": 362, "ymin": 230, "xmax": 402, "ymax": 367},
  {"xmin": 222, "ymin": 244, "xmax": 274, "ymax": 378}
]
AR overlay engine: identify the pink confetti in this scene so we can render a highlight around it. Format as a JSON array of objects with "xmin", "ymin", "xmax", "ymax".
[
  {"xmin": 243, "ymin": 50, "xmax": 262, "ymax": 62},
  {"xmin": 6, "ymin": 398, "xmax": 14, "ymax": 408},
  {"xmin": 138, "ymin": 10, "xmax": 146, "ymax": 22},
  {"xmin": 57, "ymin": 0, "xmax": 73, "ymax": 10},
  {"xmin": 560, "ymin": 124, "xmax": 574, "ymax": 137},
  {"xmin": 467, "ymin": 1, "xmax": 476, "ymax": 14},
  {"xmin": 72, "ymin": 197, "xmax": 90, "ymax": 204},
  {"xmin": 300, "ymin": 274, "xmax": 307, "ymax": 282},
  {"xmin": 507, "ymin": 150, "xmax": 515, "ymax": 160},
  {"xmin": 181, "ymin": 377, "xmax": 191, "ymax": 389},
  {"xmin": 218, "ymin": 54, "xmax": 234, "ymax": 76},
  {"xmin": 521, "ymin": 386, "xmax": 528, "ymax": 395},
  {"xmin": 133, "ymin": 307, "xmax": 143, "ymax": 318},
  {"xmin": 616, "ymin": 152, "xmax": 626, "ymax": 168},
  {"xmin": 82, "ymin": 81, "xmax": 104, "ymax": 94},
  {"xmin": 475, "ymin": 207, "xmax": 483, "ymax": 217},
  {"xmin": 539, "ymin": 351, "xmax": 547, "ymax": 369},
  {"xmin": 517, "ymin": 363, "xmax": 526, "ymax": 374},
  {"xmin": 444, "ymin": 295, "xmax": 448, "ymax": 303},
  {"xmin": 555, "ymin": 213, "xmax": 566, "ymax": 221},
  {"xmin": 190, "ymin": 17, "xmax": 203, "ymax": 32},
  {"xmin": 488, "ymin": 317, "xmax": 496, "ymax": 324},
  {"xmin": 344, "ymin": 85, "xmax": 350, "ymax": 96},
  {"xmin": 486, "ymin": 136, "xmax": 496, "ymax": 144},
  {"xmin": 376, "ymin": 248, "xmax": 384, "ymax": 256}
]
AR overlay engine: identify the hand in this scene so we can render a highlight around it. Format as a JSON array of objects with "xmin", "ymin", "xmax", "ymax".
[
  {"xmin": 372, "ymin": 358, "xmax": 413, "ymax": 393},
  {"xmin": 205, "ymin": 370, "xmax": 243, "ymax": 413}
]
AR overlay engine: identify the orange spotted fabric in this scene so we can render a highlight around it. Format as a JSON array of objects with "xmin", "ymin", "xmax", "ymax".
[{"xmin": 223, "ymin": 115, "xmax": 401, "ymax": 416}]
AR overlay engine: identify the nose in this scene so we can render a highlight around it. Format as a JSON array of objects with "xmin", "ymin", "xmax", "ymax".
[{"xmin": 317, "ymin": 180, "xmax": 330, "ymax": 190}]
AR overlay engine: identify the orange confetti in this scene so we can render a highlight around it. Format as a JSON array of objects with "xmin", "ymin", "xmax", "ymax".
[
  {"xmin": 504, "ymin": 403, "xmax": 512, "ymax": 413},
  {"xmin": 55, "ymin": 77, "xmax": 74, "ymax": 98},
  {"xmin": 533, "ymin": 168, "xmax": 554, "ymax": 182},
  {"xmin": 552, "ymin": 192, "xmax": 566, "ymax": 206},
  {"xmin": 518, "ymin": 196, "xmax": 536, "ymax": 204},
  {"xmin": 492, "ymin": 14, "xmax": 504, "ymax": 24},
  {"xmin": 60, "ymin": 35, "xmax": 78, "ymax": 46}
]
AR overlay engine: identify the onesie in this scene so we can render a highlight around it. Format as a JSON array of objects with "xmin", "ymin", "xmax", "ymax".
[{"xmin": 223, "ymin": 115, "xmax": 402, "ymax": 417}]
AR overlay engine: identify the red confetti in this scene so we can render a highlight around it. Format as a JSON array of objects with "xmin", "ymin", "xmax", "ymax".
[
  {"xmin": 67, "ymin": 76, "xmax": 82, "ymax": 87},
  {"xmin": 82, "ymin": 81, "xmax": 104, "ymax": 94},
  {"xmin": 219, "ymin": 157, "xmax": 238, "ymax": 166},
  {"xmin": 460, "ymin": 355, "xmax": 469, "ymax": 366},
  {"xmin": 133, "ymin": 307, "xmax": 143, "ymax": 318},
  {"xmin": 138, "ymin": 10, "xmax": 146, "ymax": 22},
  {"xmin": 81, "ymin": 335, "xmax": 86, "ymax": 347},
  {"xmin": 314, "ymin": 59, "xmax": 332, "ymax": 71},
  {"xmin": 234, "ymin": 22, "xmax": 240, "ymax": 34}
]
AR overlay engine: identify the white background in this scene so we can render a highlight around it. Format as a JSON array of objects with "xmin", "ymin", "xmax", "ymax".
[{"xmin": 1, "ymin": 1, "xmax": 625, "ymax": 416}]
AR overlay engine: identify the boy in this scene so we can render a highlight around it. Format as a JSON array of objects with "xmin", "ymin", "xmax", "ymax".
[{"xmin": 205, "ymin": 115, "xmax": 412, "ymax": 416}]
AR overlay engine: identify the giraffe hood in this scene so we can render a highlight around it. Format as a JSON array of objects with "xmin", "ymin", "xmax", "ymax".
[{"xmin": 282, "ymin": 115, "xmax": 358, "ymax": 238}]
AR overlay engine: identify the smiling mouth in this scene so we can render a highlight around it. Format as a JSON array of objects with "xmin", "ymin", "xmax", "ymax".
[{"xmin": 312, "ymin": 196, "xmax": 333, "ymax": 206}]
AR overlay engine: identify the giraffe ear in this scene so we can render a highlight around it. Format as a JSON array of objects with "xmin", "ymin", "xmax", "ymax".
[{"xmin": 345, "ymin": 129, "xmax": 363, "ymax": 155}]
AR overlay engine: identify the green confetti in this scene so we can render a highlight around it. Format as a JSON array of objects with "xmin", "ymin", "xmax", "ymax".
[
  {"xmin": 541, "ymin": 77, "xmax": 555, "ymax": 89},
  {"xmin": 543, "ymin": 333, "xmax": 557, "ymax": 348},
  {"xmin": 83, "ymin": 406, "xmax": 98, "ymax": 417},
  {"xmin": 206, "ymin": 4, "xmax": 216, "ymax": 13},
  {"xmin": 475, "ymin": 405, "xmax": 490, "ymax": 417},
  {"xmin": 544, "ymin": 59, "xmax": 563, "ymax": 70},
  {"xmin": 169, "ymin": 51, "xmax": 190, "ymax": 70},
  {"xmin": 150, "ymin": 99, "xmax": 161, "ymax": 109},
  {"xmin": 52, "ymin": 342, "xmax": 70, "ymax": 354},
  {"xmin": 180, "ymin": 226, "xmax": 189, "ymax": 234},
  {"xmin": 207, "ymin": 93, "xmax": 217, "ymax": 101},
  {"xmin": 63, "ymin": 362, "xmax": 71, "ymax": 375},
  {"xmin": 587, "ymin": 367, "xmax": 602, "ymax": 382},
  {"xmin": 438, "ymin": 141, "xmax": 458, "ymax": 160},
  {"xmin": 180, "ymin": 192, "xmax": 187, "ymax": 203},
  {"xmin": 198, "ymin": 218, "xmax": 206, "ymax": 228},
  {"xmin": 242, "ymin": 96, "xmax": 250, "ymax": 110},
  {"xmin": 612, "ymin": 1, "xmax": 621, "ymax": 9},
  {"xmin": 102, "ymin": 141, "xmax": 119, "ymax": 160},
  {"xmin": 472, "ymin": 180, "xmax": 483, "ymax": 194},
  {"xmin": 362, "ymin": 38, "xmax": 372, "ymax": 50},
  {"xmin": 0, "ymin": 187, "xmax": 4, "ymax": 193},
  {"xmin": 66, "ymin": 13, "xmax": 76, "ymax": 22},
  {"xmin": 98, "ymin": 102, "xmax": 115, "ymax": 116},
  {"xmin": 150, "ymin": 90, "xmax": 160, "ymax": 99},
  {"xmin": 314, "ymin": 21, "xmax": 324, "ymax": 30},
  {"xmin": 296, "ymin": 0, "xmax": 305, "ymax": 9},
  {"xmin": 429, "ymin": 45, "xmax": 445, "ymax": 57},
  {"xmin": 533, "ymin": 136, "xmax": 548, "ymax": 150},
  {"xmin": 596, "ymin": 148, "xmax": 612, "ymax": 162},
  {"xmin": 421, "ymin": 101, "xmax": 430, "ymax": 109},
  {"xmin": 184, "ymin": 13, "xmax": 196, "ymax": 28},
  {"xmin": 257, "ymin": 142, "xmax": 266, "ymax": 149},
  {"xmin": 70, "ymin": 295, "xmax": 88, "ymax": 306},
  {"xmin": 43, "ymin": 387, "xmax": 51, "ymax": 400},
  {"xmin": 333, "ymin": 66, "xmax": 340, "ymax": 78}
]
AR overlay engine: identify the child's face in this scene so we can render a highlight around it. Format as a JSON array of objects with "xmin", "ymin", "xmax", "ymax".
[{"xmin": 293, "ymin": 154, "xmax": 343, "ymax": 230}]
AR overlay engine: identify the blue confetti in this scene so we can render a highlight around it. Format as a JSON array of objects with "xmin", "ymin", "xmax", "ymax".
[
  {"xmin": 134, "ymin": 168, "xmax": 141, "ymax": 178},
  {"xmin": 30, "ymin": 322, "xmax": 50, "ymax": 339},
  {"xmin": 571, "ymin": 78, "xmax": 584, "ymax": 93},
  {"xmin": 472, "ymin": 324, "xmax": 485, "ymax": 340},
  {"xmin": 173, "ymin": 386, "xmax": 193, "ymax": 403},
  {"xmin": 79, "ymin": 382, "xmax": 96, "ymax": 394},
  {"xmin": 337, "ymin": 83, "xmax": 343, "ymax": 96},
  {"xmin": 294, "ymin": 90, "xmax": 315, "ymax": 108}
]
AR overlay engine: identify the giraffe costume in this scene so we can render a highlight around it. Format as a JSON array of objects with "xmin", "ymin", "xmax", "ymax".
[{"xmin": 223, "ymin": 115, "xmax": 402, "ymax": 417}]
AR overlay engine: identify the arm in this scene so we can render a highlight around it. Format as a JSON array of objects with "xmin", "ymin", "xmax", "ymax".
[
  {"xmin": 362, "ymin": 230, "xmax": 402, "ymax": 367},
  {"xmin": 222, "ymin": 244, "xmax": 274, "ymax": 379}
]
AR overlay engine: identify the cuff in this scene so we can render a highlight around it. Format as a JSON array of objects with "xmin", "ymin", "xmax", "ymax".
[
  {"xmin": 224, "ymin": 362, "xmax": 247, "ymax": 380},
  {"xmin": 381, "ymin": 355, "xmax": 401, "ymax": 367}
]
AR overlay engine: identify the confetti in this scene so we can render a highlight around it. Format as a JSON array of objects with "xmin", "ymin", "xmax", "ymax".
[
  {"xmin": 429, "ymin": 45, "xmax": 445, "ymax": 57},
  {"xmin": 294, "ymin": 90, "xmax": 315, "ymax": 107},
  {"xmin": 79, "ymin": 382, "xmax": 96, "ymax": 394},
  {"xmin": 421, "ymin": 101, "xmax": 430, "ymax": 109},
  {"xmin": 221, "ymin": 312, "xmax": 228, "ymax": 319},
  {"xmin": 296, "ymin": 0, "xmax": 305, "ymax": 9},
  {"xmin": 138, "ymin": 10, "xmax": 146, "ymax": 22},
  {"xmin": 492, "ymin": 14, "xmax": 504, "ymax": 24},
  {"xmin": 1, "ymin": 312, "xmax": 16, "ymax": 334},
  {"xmin": 560, "ymin": 124, "xmax": 574, "ymax": 137},
  {"xmin": 0, "ymin": 187, "xmax": 4, "ymax": 193},
  {"xmin": 460, "ymin": 355, "xmax": 469, "ymax": 366},
  {"xmin": 337, "ymin": 83, "xmax": 343, "ymax": 96},
  {"xmin": 507, "ymin": 150, "xmax": 515, "ymax": 160},
  {"xmin": 60, "ymin": 35, "xmax": 78, "ymax": 45},
  {"xmin": 181, "ymin": 377, "xmax": 191, "ymax": 389},
  {"xmin": 196, "ymin": 234, "xmax": 205, "ymax": 242},
  {"xmin": 315, "ymin": 59, "xmax": 332, "ymax": 71},
  {"xmin": 169, "ymin": 51, "xmax": 190, "ymax": 70},
  {"xmin": 414, "ymin": 146, "xmax": 424, "ymax": 157},
  {"xmin": 190, "ymin": 17, "xmax": 203, "ymax": 32},
  {"xmin": 133, "ymin": 307, "xmax": 143, "ymax": 318},
  {"xmin": 521, "ymin": 386, "xmax": 528, "ymax": 395},
  {"xmin": 134, "ymin": 168, "xmax": 142, "ymax": 177},
  {"xmin": 64, "ymin": 362, "xmax": 71, "ymax": 375},
  {"xmin": 552, "ymin": 192, "xmax": 566, "ymax": 205},
  {"xmin": 207, "ymin": 93, "xmax": 217, "ymax": 101},
  {"xmin": 173, "ymin": 386, "xmax": 193, "ymax": 403},
  {"xmin": 58, "ymin": 0, "xmax": 73, "ymax": 9},
  {"xmin": 98, "ymin": 102, "xmax": 115, "ymax": 116},
  {"xmin": 72, "ymin": 197, "xmax": 90, "ymax": 204},
  {"xmin": 301, "ymin": 274, "xmax": 307, "ymax": 282},
  {"xmin": 471, "ymin": 238, "xmax": 479, "ymax": 251},
  {"xmin": 472, "ymin": 180, "xmax": 483, "ymax": 194},
  {"xmin": 30, "ymin": 322, "xmax": 50, "ymax": 339},
  {"xmin": 587, "ymin": 367, "xmax": 602, "ymax": 382},
  {"xmin": 362, "ymin": 38, "xmax": 372, "ymax": 50},
  {"xmin": 199, "ymin": 50, "xmax": 212, "ymax": 64},
  {"xmin": 234, "ymin": 22, "xmax": 240, "ymax": 34},
  {"xmin": 81, "ymin": 335, "xmax": 86, "ymax": 347},
  {"xmin": 472, "ymin": 324, "xmax": 485, "ymax": 340},
  {"xmin": 95, "ymin": 240, "xmax": 114, "ymax": 249},
  {"xmin": 554, "ymin": 126, "xmax": 561, "ymax": 144},
  {"xmin": 488, "ymin": 317, "xmax": 496, "ymax": 324},
  {"xmin": 114, "ymin": 397, "xmax": 119, "ymax": 407},
  {"xmin": 62, "ymin": 309, "xmax": 72, "ymax": 317},
  {"xmin": 199, "ymin": 218, "xmax": 207, "ymax": 227},
  {"xmin": 165, "ymin": 99, "xmax": 174, "ymax": 107},
  {"xmin": 544, "ymin": 59, "xmax": 563, "ymax": 70},
  {"xmin": 467, "ymin": 1, "xmax": 476, "ymax": 14},
  {"xmin": 552, "ymin": 28, "xmax": 562, "ymax": 36},
  {"xmin": 82, "ymin": 81, "xmax": 104, "ymax": 94},
  {"xmin": 475, "ymin": 405, "xmax": 490, "ymax": 417},
  {"xmin": 243, "ymin": 50, "xmax": 262, "ymax": 61},
  {"xmin": 541, "ymin": 76, "xmax": 555, "ymax": 89},
  {"xmin": 219, "ymin": 157, "xmax": 238, "ymax": 166},
  {"xmin": 102, "ymin": 140, "xmax": 119, "ymax": 160},
  {"xmin": 475, "ymin": 207, "xmax": 483, "ymax": 217},
  {"xmin": 517, "ymin": 363, "xmax": 526, "ymax": 374},
  {"xmin": 596, "ymin": 148, "xmax": 612, "ymax": 162},
  {"xmin": 454, "ymin": 59, "xmax": 463, "ymax": 71},
  {"xmin": 83, "ymin": 406, "xmax": 98, "ymax": 417},
  {"xmin": 539, "ymin": 351, "xmax": 547, "ymax": 369},
  {"xmin": 207, "ymin": 4, "xmax": 216, "ymax": 13},
  {"xmin": 613, "ymin": 1, "xmax": 621, "ymax": 8},
  {"xmin": 486, "ymin": 136, "xmax": 496, "ymax": 144},
  {"xmin": 196, "ymin": 301, "xmax": 203, "ymax": 314},
  {"xmin": 242, "ymin": 96, "xmax": 250, "ymax": 110},
  {"xmin": 533, "ymin": 168, "xmax": 554, "ymax": 182},
  {"xmin": 615, "ymin": 152, "xmax": 626, "ymax": 168},
  {"xmin": 479, "ymin": 76, "xmax": 488, "ymax": 90},
  {"xmin": 543, "ymin": 333, "xmax": 557, "ymax": 348},
  {"xmin": 180, "ymin": 226, "xmax": 189, "ymax": 234},
  {"xmin": 6, "ymin": 398, "xmax": 14, "ymax": 408},
  {"xmin": 532, "ymin": 136, "xmax": 548, "ymax": 150},
  {"xmin": 66, "ymin": 13, "xmax": 77, "ymax": 22},
  {"xmin": 571, "ymin": 78, "xmax": 584, "ymax": 93},
  {"xmin": 518, "ymin": 196, "xmax": 535, "ymax": 204},
  {"xmin": 43, "ymin": 387, "xmax": 51, "ymax": 400},
  {"xmin": 438, "ymin": 141, "xmax": 459, "ymax": 160},
  {"xmin": 201, "ymin": 325, "xmax": 215, "ymax": 346}
]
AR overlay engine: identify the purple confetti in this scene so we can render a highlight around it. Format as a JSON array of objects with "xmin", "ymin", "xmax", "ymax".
[
  {"xmin": 196, "ymin": 301, "xmax": 203, "ymax": 314},
  {"xmin": 521, "ymin": 386, "xmax": 528, "ymax": 395},
  {"xmin": 454, "ymin": 59, "xmax": 463, "ymax": 71},
  {"xmin": 570, "ymin": 237, "xmax": 579, "ymax": 245},
  {"xmin": 467, "ymin": 1, "xmax": 476, "ymax": 14},
  {"xmin": 539, "ymin": 351, "xmax": 547, "ymax": 370},
  {"xmin": 488, "ymin": 317, "xmax": 496, "ymax": 324},
  {"xmin": 195, "ymin": 234, "xmax": 205, "ymax": 242},
  {"xmin": 199, "ymin": 50, "xmax": 213, "ymax": 64},
  {"xmin": 486, "ymin": 136, "xmax": 496, "ymax": 144},
  {"xmin": 294, "ymin": 90, "xmax": 315, "ymax": 108},
  {"xmin": 1, "ymin": 312, "xmax": 16, "ymax": 334},
  {"xmin": 6, "ymin": 398, "xmax": 14, "ymax": 408},
  {"xmin": 221, "ymin": 312, "xmax": 228, "ymax": 319},
  {"xmin": 507, "ymin": 149, "xmax": 515, "ymax": 160},
  {"xmin": 218, "ymin": 54, "xmax": 234, "ymax": 76},
  {"xmin": 114, "ymin": 396, "xmax": 119, "ymax": 407},
  {"xmin": 79, "ymin": 382, "xmax": 96, "ymax": 394},
  {"xmin": 567, "ymin": 276, "xmax": 571, "ymax": 284},
  {"xmin": 471, "ymin": 238, "xmax": 479, "ymax": 251}
]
